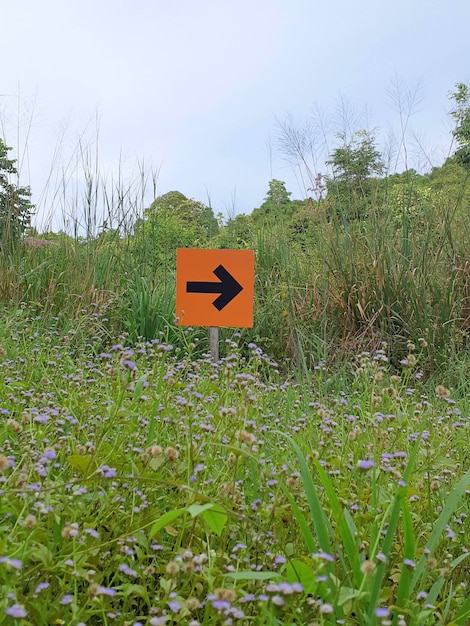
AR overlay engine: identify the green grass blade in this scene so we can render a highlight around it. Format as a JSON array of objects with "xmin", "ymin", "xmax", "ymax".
[
  {"xmin": 276, "ymin": 432, "xmax": 333, "ymax": 559},
  {"xmin": 394, "ymin": 498, "xmax": 416, "ymax": 610},
  {"xmin": 409, "ymin": 467, "xmax": 470, "ymax": 594}
]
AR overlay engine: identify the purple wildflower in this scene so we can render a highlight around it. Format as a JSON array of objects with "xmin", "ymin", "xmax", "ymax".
[
  {"xmin": 357, "ymin": 459, "xmax": 375, "ymax": 470},
  {"xmin": 98, "ymin": 465, "xmax": 117, "ymax": 478},
  {"xmin": 5, "ymin": 604, "xmax": 27, "ymax": 618},
  {"xmin": 119, "ymin": 563, "xmax": 137, "ymax": 576},
  {"xmin": 0, "ymin": 556, "xmax": 22, "ymax": 569},
  {"xmin": 35, "ymin": 582, "xmax": 50, "ymax": 594},
  {"xmin": 60, "ymin": 594, "xmax": 74, "ymax": 605}
]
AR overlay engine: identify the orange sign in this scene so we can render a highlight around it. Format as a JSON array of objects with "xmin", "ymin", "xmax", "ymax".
[{"xmin": 176, "ymin": 248, "xmax": 254, "ymax": 327}]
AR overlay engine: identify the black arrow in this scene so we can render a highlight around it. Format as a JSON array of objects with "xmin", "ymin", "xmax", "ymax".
[{"xmin": 186, "ymin": 264, "xmax": 243, "ymax": 311}]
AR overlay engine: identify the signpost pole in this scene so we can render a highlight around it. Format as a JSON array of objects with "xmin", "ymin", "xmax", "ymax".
[{"xmin": 209, "ymin": 326, "xmax": 219, "ymax": 363}]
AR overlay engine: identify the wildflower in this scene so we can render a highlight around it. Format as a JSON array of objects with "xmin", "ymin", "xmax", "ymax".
[
  {"xmin": 122, "ymin": 359, "xmax": 137, "ymax": 371},
  {"xmin": 35, "ymin": 582, "xmax": 50, "ymax": 594},
  {"xmin": 61, "ymin": 523, "xmax": 79, "ymax": 539},
  {"xmin": 375, "ymin": 607, "xmax": 390, "ymax": 618},
  {"xmin": 5, "ymin": 604, "xmax": 27, "ymax": 618},
  {"xmin": 60, "ymin": 594, "xmax": 74, "ymax": 605},
  {"xmin": 312, "ymin": 551, "xmax": 335, "ymax": 562},
  {"xmin": 357, "ymin": 459, "xmax": 375, "ymax": 470},
  {"xmin": 90, "ymin": 584, "xmax": 116, "ymax": 597},
  {"xmin": 319, "ymin": 603, "xmax": 334, "ymax": 614},
  {"xmin": 97, "ymin": 465, "xmax": 117, "ymax": 478},
  {"xmin": 0, "ymin": 556, "xmax": 22, "ymax": 569},
  {"xmin": 119, "ymin": 563, "xmax": 137, "ymax": 576},
  {"xmin": 404, "ymin": 558, "xmax": 416, "ymax": 568},
  {"xmin": 271, "ymin": 595, "xmax": 284, "ymax": 606}
]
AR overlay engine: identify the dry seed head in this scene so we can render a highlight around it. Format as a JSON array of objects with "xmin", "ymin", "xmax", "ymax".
[
  {"xmin": 236, "ymin": 430, "xmax": 256, "ymax": 444},
  {"xmin": 214, "ymin": 587, "xmax": 236, "ymax": 602},
  {"xmin": 89, "ymin": 583, "xmax": 101, "ymax": 596},
  {"xmin": 15, "ymin": 472, "xmax": 28, "ymax": 488},
  {"xmin": 7, "ymin": 419, "xmax": 22, "ymax": 433},
  {"xmin": 435, "ymin": 385, "xmax": 450, "ymax": 398},
  {"xmin": 148, "ymin": 445, "xmax": 163, "ymax": 457},
  {"xmin": 165, "ymin": 446, "xmax": 179, "ymax": 461},
  {"xmin": 165, "ymin": 560, "xmax": 180, "ymax": 576},
  {"xmin": 23, "ymin": 514, "xmax": 37, "ymax": 528},
  {"xmin": 61, "ymin": 523, "xmax": 79, "ymax": 539},
  {"xmin": 186, "ymin": 597, "xmax": 201, "ymax": 611},
  {"xmin": 0, "ymin": 454, "xmax": 9, "ymax": 471},
  {"xmin": 360, "ymin": 559, "xmax": 376, "ymax": 574}
]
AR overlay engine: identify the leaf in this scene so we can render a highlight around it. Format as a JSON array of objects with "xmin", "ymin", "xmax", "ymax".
[
  {"xmin": 68, "ymin": 454, "xmax": 92, "ymax": 473},
  {"xmin": 337, "ymin": 585, "xmax": 368, "ymax": 606},
  {"xmin": 201, "ymin": 504, "xmax": 228, "ymax": 536},
  {"xmin": 120, "ymin": 583, "xmax": 150, "ymax": 603},
  {"xmin": 410, "ymin": 467, "xmax": 470, "ymax": 595},
  {"xmin": 285, "ymin": 559, "xmax": 317, "ymax": 594},
  {"xmin": 149, "ymin": 508, "xmax": 186, "ymax": 538},
  {"xmin": 188, "ymin": 503, "xmax": 214, "ymax": 517}
]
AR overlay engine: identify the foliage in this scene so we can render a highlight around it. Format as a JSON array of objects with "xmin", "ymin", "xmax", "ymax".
[
  {"xmin": 252, "ymin": 179, "xmax": 293, "ymax": 224},
  {"xmin": 0, "ymin": 316, "xmax": 469, "ymax": 624},
  {"xmin": 449, "ymin": 82, "xmax": 470, "ymax": 170},
  {"xmin": 216, "ymin": 213, "xmax": 256, "ymax": 249},
  {"xmin": 0, "ymin": 138, "xmax": 34, "ymax": 248},
  {"xmin": 325, "ymin": 130, "xmax": 384, "ymax": 218},
  {"xmin": 131, "ymin": 191, "xmax": 219, "ymax": 272}
]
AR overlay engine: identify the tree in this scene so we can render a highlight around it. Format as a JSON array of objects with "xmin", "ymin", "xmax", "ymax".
[
  {"xmin": 449, "ymin": 82, "xmax": 470, "ymax": 170},
  {"xmin": 0, "ymin": 138, "xmax": 34, "ymax": 247},
  {"xmin": 252, "ymin": 179, "xmax": 293, "ymax": 223},
  {"xmin": 326, "ymin": 130, "xmax": 384, "ymax": 191},
  {"xmin": 131, "ymin": 191, "xmax": 219, "ymax": 269},
  {"xmin": 325, "ymin": 130, "xmax": 384, "ymax": 219}
]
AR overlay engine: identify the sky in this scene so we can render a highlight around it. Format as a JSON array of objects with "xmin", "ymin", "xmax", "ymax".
[{"xmin": 2, "ymin": 0, "xmax": 470, "ymax": 231}]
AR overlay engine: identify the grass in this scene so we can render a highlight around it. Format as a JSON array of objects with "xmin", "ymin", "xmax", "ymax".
[
  {"xmin": 0, "ymin": 311, "xmax": 469, "ymax": 625},
  {"xmin": 1, "ymin": 106, "xmax": 469, "ymax": 624}
]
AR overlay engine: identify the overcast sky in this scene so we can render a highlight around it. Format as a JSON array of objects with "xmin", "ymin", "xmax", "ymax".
[{"xmin": 2, "ymin": 0, "xmax": 470, "ymax": 230}]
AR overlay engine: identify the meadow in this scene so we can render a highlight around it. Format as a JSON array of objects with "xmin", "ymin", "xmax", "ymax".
[
  {"xmin": 1, "ymin": 120, "xmax": 470, "ymax": 624},
  {"xmin": 0, "ymin": 300, "xmax": 469, "ymax": 625}
]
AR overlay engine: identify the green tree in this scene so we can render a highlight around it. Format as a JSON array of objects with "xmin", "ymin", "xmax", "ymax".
[
  {"xmin": 216, "ymin": 213, "xmax": 256, "ymax": 249},
  {"xmin": 326, "ymin": 130, "xmax": 383, "ymax": 189},
  {"xmin": 325, "ymin": 130, "xmax": 384, "ymax": 218},
  {"xmin": 0, "ymin": 138, "xmax": 34, "ymax": 247},
  {"xmin": 131, "ymin": 191, "xmax": 219, "ymax": 270},
  {"xmin": 449, "ymin": 82, "xmax": 470, "ymax": 170},
  {"xmin": 252, "ymin": 179, "xmax": 293, "ymax": 223}
]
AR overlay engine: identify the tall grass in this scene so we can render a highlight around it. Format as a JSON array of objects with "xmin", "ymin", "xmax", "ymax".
[{"xmin": 1, "ymin": 115, "xmax": 469, "ymax": 384}]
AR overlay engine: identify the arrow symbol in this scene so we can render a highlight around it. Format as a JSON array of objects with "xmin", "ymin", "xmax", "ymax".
[{"xmin": 186, "ymin": 264, "xmax": 243, "ymax": 311}]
